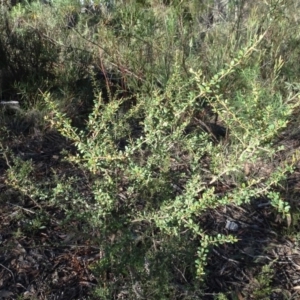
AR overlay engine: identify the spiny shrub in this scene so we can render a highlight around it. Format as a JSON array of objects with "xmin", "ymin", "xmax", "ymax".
[{"xmin": 2, "ymin": 0, "xmax": 300, "ymax": 298}]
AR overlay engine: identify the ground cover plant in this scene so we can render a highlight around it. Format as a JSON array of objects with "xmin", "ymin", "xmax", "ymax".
[{"xmin": 1, "ymin": 0, "xmax": 300, "ymax": 299}]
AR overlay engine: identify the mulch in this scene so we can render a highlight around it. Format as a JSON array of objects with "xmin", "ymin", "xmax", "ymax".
[{"xmin": 0, "ymin": 130, "xmax": 101, "ymax": 299}]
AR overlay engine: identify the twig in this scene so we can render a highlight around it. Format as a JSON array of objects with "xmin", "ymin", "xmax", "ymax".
[
  {"xmin": 194, "ymin": 117, "xmax": 218, "ymax": 143},
  {"xmin": 71, "ymin": 27, "xmax": 145, "ymax": 82},
  {"xmin": 0, "ymin": 263, "xmax": 15, "ymax": 283},
  {"xmin": 212, "ymin": 248, "xmax": 239, "ymax": 264},
  {"xmin": 7, "ymin": 203, "xmax": 36, "ymax": 214}
]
